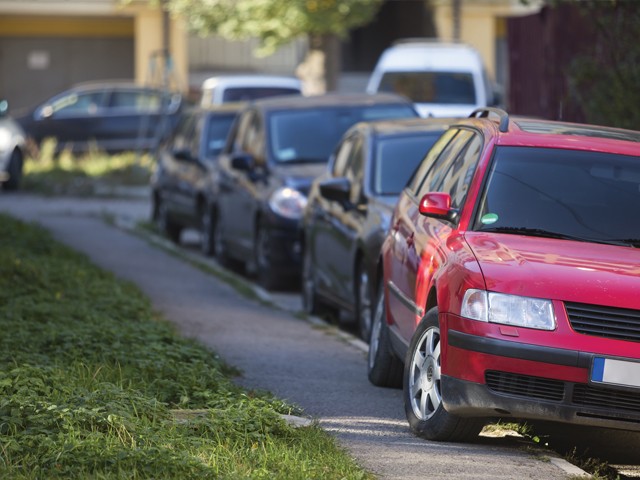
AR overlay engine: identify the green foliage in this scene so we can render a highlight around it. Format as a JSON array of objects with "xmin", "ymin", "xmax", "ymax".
[
  {"xmin": 164, "ymin": 0, "xmax": 383, "ymax": 55},
  {"xmin": 567, "ymin": 2, "xmax": 640, "ymax": 130},
  {"xmin": 0, "ymin": 214, "xmax": 371, "ymax": 479}
]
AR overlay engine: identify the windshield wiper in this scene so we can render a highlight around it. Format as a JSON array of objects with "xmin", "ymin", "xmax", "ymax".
[{"xmin": 479, "ymin": 226, "xmax": 634, "ymax": 247}]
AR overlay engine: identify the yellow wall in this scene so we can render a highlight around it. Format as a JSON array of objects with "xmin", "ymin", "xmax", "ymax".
[{"xmin": 0, "ymin": 16, "xmax": 133, "ymax": 37}]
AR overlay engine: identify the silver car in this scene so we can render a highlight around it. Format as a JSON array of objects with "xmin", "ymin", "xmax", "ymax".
[{"xmin": 0, "ymin": 99, "xmax": 26, "ymax": 191}]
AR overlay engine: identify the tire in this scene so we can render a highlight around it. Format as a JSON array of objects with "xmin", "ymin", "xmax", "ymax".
[
  {"xmin": 3, "ymin": 150, "xmax": 23, "ymax": 191},
  {"xmin": 156, "ymin": 199, "xmax": 182, "ymax": 244},
  {"xmin": 355, "ymin": 259, "xmax": 373, "ymax": 342},
  {"xmin": 253, "ymin": 223, "xmax": 283, "ymax": 291},
  {"xmin": 200, "ymin": 206, "xmax": 215, "ymax": 256},
  {"xmin": 404, "ymin": 307, "xmax": 484, "ymax": 442},
  {"xmin": 367, "ymin": 279, "xmax": 403, "ymax": 388}
]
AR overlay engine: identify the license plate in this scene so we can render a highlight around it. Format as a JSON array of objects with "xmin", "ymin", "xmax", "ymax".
[{"xmin": 591, "ymin": 357, "xmax": 640, "ymax": 389}]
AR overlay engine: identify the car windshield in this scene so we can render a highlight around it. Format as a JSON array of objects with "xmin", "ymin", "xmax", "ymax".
[
  {"xmin": 475, "ymin": 146, "xmax": 640, "ymax": 247},
  {"xmin": 269, "ymin": 105, "xmax": 417, "ymax": 164},
  {"xmin": 205, "ymin": 114, "xmax": 237, "ymax": 157},
  {"xmin": 379, "ymin": 71, "xmax": 476, "ymax": 104},
  {"xmin": 373, "ymin": 133, "xmax": 441, "ymax": 195},
  {"xmin": 222, "ymin": 87, "xmax": 300, "ymax": 102}
]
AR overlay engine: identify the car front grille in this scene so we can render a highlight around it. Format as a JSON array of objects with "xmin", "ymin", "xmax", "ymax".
[
  {"xmin": 565, "ymin": 302, "xmax": 640, "ymax": 342},
  {"xmin": 485, "ymin": 371, "xmax": 565, "ymax": 401},
  {"xmin": 573, "ymin": 384, "xmax": 640, "ymax": 416}
]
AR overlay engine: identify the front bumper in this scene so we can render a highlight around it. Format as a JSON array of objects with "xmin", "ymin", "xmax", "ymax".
[{"xmin": 441, "ymin": 315, "xmax": 640, "ymax": 431}]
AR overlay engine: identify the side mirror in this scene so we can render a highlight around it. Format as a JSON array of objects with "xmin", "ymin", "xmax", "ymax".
[
  {"xmin": 319, "ymin": 177, "xmax": 351, "ymax": 204},
  {"xmin": 231, "ymin": 153, "xmax": 255, "ymax": 171},
  {"xmin": 419, "ymin": 192, "xmax": 457, "ymax": 221}
]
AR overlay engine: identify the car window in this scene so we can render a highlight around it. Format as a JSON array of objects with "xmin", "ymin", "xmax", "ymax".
[
  {"xmin": 373, "ymin": 132, "xmax": 442, "ymax": 195},
  {"xmin": 378, "ymin": 71, "xmax": 477, "ymax": 104},
  {"xmin": 268, "ymin": 104, "xmax": 416, "ymax": 164},
  {"xmin": 204, "ymin": 113, "xmax": 237, "ymax": 158},
  {"xmin": 222, "ymin": 87, "xmax": 300, "ymax": 102},
  {"xmin": 434, "ymin": 133, "xmax": 483, "ymax": 209},
  {"xmin": 413, "ymin": 129, "xmax": 473, "ymax": 197},
  {"xmin": 170, "ymin": 113, "xmax": 197, "ymax": 151},
  {"xmin": 110, "ymin": 90, "xmax": 162, "ymax": 112},
  {"xmin": 407, "ymin": 128, "xmax": 458, "ymax": 195},
  {"xmin": 475, "ymin": 146, "xmax": 640, "ymax": 245},
  {"xmin": 332, "ymin": 135, "xmax": 356, "ymax": 177},
  {"xmin": 343, "ymin": 135, "xmax": 365, "ymax": 203},
  {"xmin": 48, "ymin": 91, "xmax": 107, "ymax": 116}
]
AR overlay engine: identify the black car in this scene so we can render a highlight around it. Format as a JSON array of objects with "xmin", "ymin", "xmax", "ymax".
[
  {"xmin": 150, "ymin": 103, "xmax": 243, "ymax": 253},
  {"xmin": 302, "ymin": 118, "xmax": 451, "ymax": 340},
  {"xmin": 17, "ymin": 82, "xmax": 182, "ymax": 154},
  {"xmin": 211, "ymin": 93, "xmax": 419, "ymax": 290}
]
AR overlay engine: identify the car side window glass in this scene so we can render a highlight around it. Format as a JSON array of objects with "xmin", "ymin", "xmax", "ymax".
[
  {"xmin": 332, "ymin": 135, "xmax": 355, "ymax": 177},
  {"xmin": 49, "ymin": 91, "xmax": 106, "ymax": 116},
  {"xmin": 232, "ymin": 111, "xmax": 253, "ymax": 153},
  {"xmin": 171, "ymin": 114, "xmax": 196, "ymax": 150},
  {"xmin": 407, "ymin": 128, "xmax": 458, "ymax": 195},
  {"xmin": 110, "ymin": 90, "xmax": 161, "ymax": 112},
  {"xmin": 345, "ymin": 136, "xmax": 365, "ymax": 203},
  {"xmin": 245, "ymin": 113, "xmax": 265, "ymax": 165},
  {"xmin": 416, "ymin": 130, "xmax": 473, "ymax": 197},
  {"xmin": 436, "ymin": 133, "xmax": 483, "ymax": 209}
]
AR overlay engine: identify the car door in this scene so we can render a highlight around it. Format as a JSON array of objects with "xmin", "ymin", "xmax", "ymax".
[
  {"xmin": 172, "ymin": 113, "xmax": 203, "ymax": 222},
  {"xmin": 217, "ymin": 109, "xmax": 264, "ymax": 257},
  {"xmin": 312, "ymin": 132, "xmax": 362, "ymax": 300},
  {"xmin": 392, "ymin": 129, "xmax": 483, "ymax": 341},
  {"xmin": 33, "ymin": 88, "xmax": 108, "ymax": 148}
]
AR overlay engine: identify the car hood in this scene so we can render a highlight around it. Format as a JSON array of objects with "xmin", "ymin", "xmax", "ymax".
[
  {"xmin": 464, "ymin": 232, "xmax": 640, "ymax": 310},
  {"xmin": 272, "ymin": 163, "xmax": 327, "ymax": 194}
]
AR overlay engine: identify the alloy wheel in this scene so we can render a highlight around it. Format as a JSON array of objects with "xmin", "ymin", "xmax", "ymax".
[{"xmin": 408, "ymin": 326, "xmax": 441, "ymax": 421}]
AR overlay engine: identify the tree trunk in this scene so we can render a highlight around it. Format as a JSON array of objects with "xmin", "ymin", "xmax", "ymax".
[{"xmin": 296, "ymin": 33, "xmax": 341, "ymax": 95}]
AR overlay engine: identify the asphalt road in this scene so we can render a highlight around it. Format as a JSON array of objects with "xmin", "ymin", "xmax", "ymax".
[{"xmin": 0, "ymin": 193, "xmax": 589, "ymax": 479}]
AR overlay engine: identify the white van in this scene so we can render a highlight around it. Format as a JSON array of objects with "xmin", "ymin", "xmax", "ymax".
[
  {"xmin": 366, "ymin": 40, "xmax": 496, "ymax": 118},
  {"xmin": 200, "ymin": 75, "xmax": 302, "ymax": 106}
]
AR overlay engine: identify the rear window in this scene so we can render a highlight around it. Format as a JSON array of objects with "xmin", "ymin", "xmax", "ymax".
[
  {"xmin": 372, "ymin": 133, "xmax": 442, "ymax": 195},
  {"xmin": 221, "ymin": 87, "xmax": 300, "ymax": 103},
  {"xmin": 475, "ymin": 146, "xmax": 640, "ymax": 246},
  {"xmin": 379, "ymin": 71, "xmax": 476, "ymax": 105}
]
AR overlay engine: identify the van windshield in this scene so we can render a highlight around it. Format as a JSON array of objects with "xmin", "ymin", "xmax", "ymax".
[{"xmin": 379, "ymin": 71, "xmax": 476, "ymax": 105}]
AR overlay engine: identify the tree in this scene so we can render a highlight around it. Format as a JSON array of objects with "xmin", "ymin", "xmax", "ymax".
[{"xmin": 161, "ymin": 0, "xmax": 384, "ymax": 93}]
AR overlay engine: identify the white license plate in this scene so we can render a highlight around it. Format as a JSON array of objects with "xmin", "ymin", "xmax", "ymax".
[{"xmin": 591, "ymin": 357, "xmax": 640, "ymax": 389}]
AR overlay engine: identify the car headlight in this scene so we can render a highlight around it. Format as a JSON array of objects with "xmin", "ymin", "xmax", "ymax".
[
  {"xmin": 461, "ymin": 289, "xmax": 556, "ymax": 330},
  {"xmin": 268, "ymin": 187, "xmax": 307, "ymax": 220},
  {"xmin": 0, "ymin": 129, "xmax": 11, "ymax": 153}
]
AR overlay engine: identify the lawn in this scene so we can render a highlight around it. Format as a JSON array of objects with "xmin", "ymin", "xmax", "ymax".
[{"xmin": 0, "ymin": 213, "xmax": 371, "ymax": 479}]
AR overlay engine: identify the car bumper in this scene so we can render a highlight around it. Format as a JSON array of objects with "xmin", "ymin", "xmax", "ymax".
[{"xmin": 441, "ymin": 314, "xmax": 640, "ymax": 431}]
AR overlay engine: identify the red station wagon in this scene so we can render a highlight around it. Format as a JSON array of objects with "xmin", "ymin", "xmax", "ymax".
[{"xmin": 368, "ymin": 108, "xmax": 640, "ymax": 442}]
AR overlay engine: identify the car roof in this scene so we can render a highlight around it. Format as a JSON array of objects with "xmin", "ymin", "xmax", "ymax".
[
  {"xmin": 250, "ymin": 93, "xmax": 415, "ymax": 112},
  {"xmin": 363, "ymin": 117, "xmax": 455, "ymax": 137},
  {"xmin": 69, "ymin": 80, "xmax": 177, "ymax": 93},
  {"xmin": 458, "ymin": 109, "xmax": 640, "ymax": 156}
]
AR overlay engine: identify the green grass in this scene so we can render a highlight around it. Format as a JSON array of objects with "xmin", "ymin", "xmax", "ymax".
[
  {"xmin": 22, "ymin": 139, "xmax": 153, "ymax": 196},
  {"xmin": 0, "ymin": 214, "xmax": 372, "ymax": 479}
]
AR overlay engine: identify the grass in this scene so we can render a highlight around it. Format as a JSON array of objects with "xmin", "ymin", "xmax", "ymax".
[
  {"xmin": 22, "ymin": 139, "xmax": 153, "ymax": 196},
  {"xmin": 0, "ymin": 213, "xmax": 372, "ymax": 479}
]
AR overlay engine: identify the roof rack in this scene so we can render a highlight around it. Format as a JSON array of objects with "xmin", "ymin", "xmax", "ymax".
[{"xmin": 469, "ymin": 107, "xmax": 510, "ymax": 133}]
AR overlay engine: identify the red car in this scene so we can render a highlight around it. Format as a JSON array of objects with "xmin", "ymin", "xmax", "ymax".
[{"xmin": 368, "ymin": 108, "xmax": 640, "ymax": 442}]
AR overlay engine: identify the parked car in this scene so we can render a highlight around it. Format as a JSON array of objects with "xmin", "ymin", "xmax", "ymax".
[
  {"xmin": 366, "ymin": 39, "xmax": 497, "ymax": 118},
  {"xmin": 212, "ymin": 93, "xmax": 419, "ymax": 289},
  {"xmin": 0, "ymin": 99, "xmax": 26, "ymax": 191},
  {"xmin": 368, "ymin": 107, "xmax": 640, "ymax": 442},
  {"xmin": 302, "ymin": 118, "xmax": 451, "ymax": 340},
  {"xmin": 150, "ymin": 103, "xmax": 243, "ymax": 253},
  {"xmin": 200, "ymin": 75, "xmax": 302, "ymax": 106},
  {"xmin": 17, "ymin": 81, "xmax": 183, "ymax": 154}
]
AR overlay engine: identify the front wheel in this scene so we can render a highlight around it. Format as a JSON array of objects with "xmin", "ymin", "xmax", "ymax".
[
  {"xmin": 404, "ymin": 307, "xmax": 484, "ymax": 442},
  {"xmin": 156, "ymin": 199, "xmax": 182, "ymax": 244}
]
